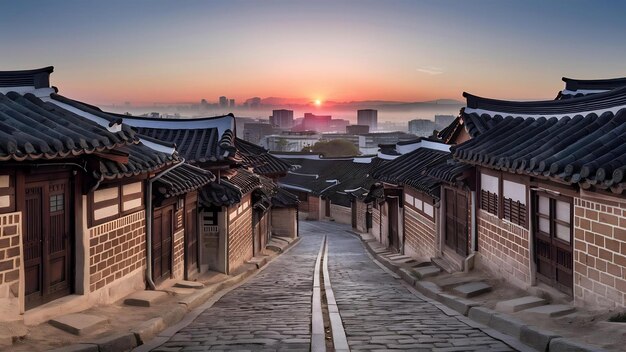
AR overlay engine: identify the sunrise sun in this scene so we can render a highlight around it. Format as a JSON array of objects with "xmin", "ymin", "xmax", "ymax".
[{"xmin": 314, "ymin": 99, "xmax": 322, "ymax": 106}]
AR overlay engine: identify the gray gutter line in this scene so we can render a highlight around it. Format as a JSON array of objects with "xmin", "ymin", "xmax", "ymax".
[{"xmin": 145, "ymin": 158, "xmax": 187, "ymax": 290}]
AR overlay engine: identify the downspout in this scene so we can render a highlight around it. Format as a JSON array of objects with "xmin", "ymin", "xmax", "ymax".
[
  {"xmin": 463, "ymin": 189, "xmax": 477, "ymax": 272},
  {"xmin": 145, "ymin": 158, "xmax": 186, "ymax": 290}
]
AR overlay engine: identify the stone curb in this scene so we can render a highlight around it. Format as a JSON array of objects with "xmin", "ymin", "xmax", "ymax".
[
  {"xmin": 55, "ymin": 236, "xmax": 302, "ymax": 352},
  {"xmin": 354, "ymin": 232, "xmax": 608, "ymax": 352}
]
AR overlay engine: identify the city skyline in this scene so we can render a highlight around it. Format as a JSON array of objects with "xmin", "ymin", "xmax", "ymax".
[{"xmin": 3, "ymin": 1, "xmax": 626, "ymax": 106}]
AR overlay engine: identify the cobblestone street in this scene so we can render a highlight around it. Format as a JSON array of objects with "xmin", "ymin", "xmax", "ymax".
[{"xmin": 154, "ymin": 221, "xmax": 517, "ymax": 351}]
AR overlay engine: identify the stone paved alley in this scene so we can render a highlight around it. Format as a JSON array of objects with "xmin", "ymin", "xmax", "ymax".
[{"xmin": 152, "ymin": 221, "xmax": 516, "ymax": 351}]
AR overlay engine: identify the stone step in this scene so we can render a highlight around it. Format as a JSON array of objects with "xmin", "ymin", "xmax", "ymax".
[
  {"xmin": 452, "ymin": 281, "xmax": 492, "ymax": 298},
  {"xmin": 495, "ymin": 296, "xmax": 547, "ymax": 313},
  {"xmin": 437, "ymin": 276, "xmax": 479, "ymax": 290},
  {"xmin": 174, "ymin": 280, "xmax": 204, "ymax": 289},
  {"xmin": 49, "ymin": 313, "xmax": 108, "ymax": 335},
  {"xmin": 124, "ymin": 290, "xmax": 169, "ymax": 307},
  {"xmin": 413, "ymin": 265, "xmax": 441, "ymax": 279},
  {"xmin": 431, "ymin": 257, "xmax": 460, "ymax": 274},
  {"xmin": 520, "ymin": 304, "xmax": 576, "ymax": 318}
]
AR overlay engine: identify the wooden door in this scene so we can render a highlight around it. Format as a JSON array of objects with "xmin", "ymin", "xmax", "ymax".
[
  {"xmin": 252, "ymin": 210, "xmax": 262, "ymax": 256},
  {"xmin": 153, "ymin": 204, "xmax": 173, "ymax": 283},
  {"xmin": 444, "ymin": 188, "xmax": 469, "ymax": 257},
  {"xmin": 351, "ymin": 201, "xmax": 357, "ymax": 229},
  {"xmin": 533, "ymin": 192, "xmax": 573, "ymax": 294},
  {"xmin": 24, "ymin": 177, "xmax": 72, "ymax": 310},
  {"xmin": 185, "ymin": 201, "xmax": 199, "ymax": 277},
  {"xmin": 325, "ymin": 199, "xmax": 331, "ymax": 217},
  {"xmin": 387, "ymin": 198, "xmax": 399, "ymax": 251}
]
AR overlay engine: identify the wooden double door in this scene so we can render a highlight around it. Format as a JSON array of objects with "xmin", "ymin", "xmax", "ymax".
[
  {"xmin": 533, "ymin": 192, "xmax": 573, "ymax": 294},
  {"xmin": 23, "ymin": 175, "xmax": 73, "ymax": 310},
  {"xmin": 252, "ymin": 210, "xmax": 268, "ymax": 256},
  {"xmin": 184, "ymin": 197, "xmax": 199, "ymax": 278},
  {"xmin": 444, "ymin": 188, "xmax": 469, "ymax": 257},
  {"xmin": 152, "ymin": 204, "xmax": 174, "ymax": 283},
  {"xmin": 387, "ymin": 197, "xmax": 400, "ymax": 252}
]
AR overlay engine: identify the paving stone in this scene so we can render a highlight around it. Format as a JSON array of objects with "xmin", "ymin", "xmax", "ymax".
[
  {"xmin": 174, "ymin": 280, "xmax": 204, "ymax": 289},
  {"xmin": 124, "ymin": 290, "xmax": 169, "ymax": 307},
  {"xmin": 437, "ymin": 276, "xmax": 478, "ymax": 289},
  {"xmin": 452, "ymin": 282, "xmax": 492, "ymax": 298},
  {"xmin": 48, "ymin": 313, "xmax": 108, "ymax": 336},
  {"xmin": 413, "ymin": 265, "xmax": 441, "ymax": 279},
  {"xmin": 519, "ymin": 325, "xmax": 560, "ymax": 352},
  {"xmin": 520, "ymin": 304, "xmax": 576, "ymax": 318},
  {"xmin": 495, "ymin": 296, "xmax": 547, "ymax": 313}
]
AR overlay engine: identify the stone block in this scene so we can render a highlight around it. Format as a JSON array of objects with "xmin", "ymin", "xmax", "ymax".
[
  {"xmin": 495, "ymin": 296, "xmax": 547, "ymax": 313},
  {"xmin": 92, "ymin": 332, "xmax": 138, "ymax": 352},
  {"xmin": 123, "ymin": 290, "xmax": 168, "ymax": 307},
  {"xmin": 174, "ymin": 280, "xmax": 204, "ymax": 289},
  {"xmin": 47, "ymin": 344, "xmax": 99, "ymax": 352},
  {"xmin": 414, "ymin": 265, "xmax": 441, "ymax": 279},
  {"xmin": 399, "ymin": 268, "xmax": 416, "ymax": 286},
  {"xmin": 452, "ymin": 281, "xmax": 492, "ymax": 298},
  {"xmin": 521, "ymin": 304, "xmax": 575, "ymax": 318},
  {"xmin": 489, "ymin": 313, "xmax": 527, "ymax": 339},
  {"xmin": 519, "ymin": 325, "xmax": 560, "ymax": 352},
  {"xmin": 549, "ymin": 338, "xmax": 607, "ymax": 352},
  {"xmin": 414, "ymin": 281, "xmax": 442, "ymax": 299},
  {"xmin": 437, "ymin": 293, "xmax": 479, "ymax": 315},
  {"xmin": 48, "ymin": 313, "xmax": 108, "ymax": 336},
  {"xmin": 467, "ymin": 306, "xmax": 495, "ymax": 326}
]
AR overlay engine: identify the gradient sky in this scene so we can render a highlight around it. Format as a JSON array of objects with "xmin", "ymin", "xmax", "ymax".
[{"xmin": 2, "ymin": 0, "xmax": 626, "ymax": 105}]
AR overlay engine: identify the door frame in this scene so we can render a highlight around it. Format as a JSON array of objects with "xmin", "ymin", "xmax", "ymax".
[
  {"xmin": 184, "ymin": 193, "xmax": 200, "ymax": 279},
  {"xmin": 443, "ymin": 186, "xmax": 469, "ymax": 257},
  {"xmin": 22, "ymin": 171, "xmax": 75, "ymax": 310},
  {"xmin": 152, "ymin": 201, "xmax": 175, "ymax": 284}
]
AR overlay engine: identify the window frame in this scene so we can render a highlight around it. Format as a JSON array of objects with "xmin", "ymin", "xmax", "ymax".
[
  {"xmin": 88, "ymin": 180, "xmax": 145, "ymax": 227},
  {"xmin": 477, "ymin": 167, "xmax": 529, "ymax": 228}
]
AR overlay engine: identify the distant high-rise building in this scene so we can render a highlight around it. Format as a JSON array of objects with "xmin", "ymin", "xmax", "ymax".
[
  {"xmin": 301, "ymin": 113, "xmax": 331, "ymax": 132},
  {"xmin": 435, "ymin": 115, "xmax": 455, "ymax": 129},
  {"xmin": 229, "ymin": 99, "xmax": 235, "ymax": 108},
  {"xmin": 270, "ymin": 109, "xmax": 294, "ymax": 129},
  {"xmin": 200, "ymin": 98, "xmax": 209, "ymax": 110},
  {"xmin": 357, "ymin": 109, "xmax": 378, "ymax": 130},
  {"xmin": 219, "ymin": 96, "xmax": 228, "ymax": 108},
  {"xmin": 408, "ymin": 119, "xmax": 436, "ymax": 137},
  {"xmin": 346, "ymin": 124, "xmax": 369, "ymax": 135},
  {"xmin": 243, "ymin": 122, "xmax": 277, "ymax": 145},
  {"xmin": 329, "ymin": 119, "xmax": 349, "ymax": 133}
]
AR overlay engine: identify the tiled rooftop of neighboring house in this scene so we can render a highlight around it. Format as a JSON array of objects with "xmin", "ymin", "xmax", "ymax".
[
  {"xmin": 557, "ymin": 76, "xmax": 626, "ymax": 99},
  {"xmin": 453, "ymin": 87, "xmax": 626, "ymax": 194}
]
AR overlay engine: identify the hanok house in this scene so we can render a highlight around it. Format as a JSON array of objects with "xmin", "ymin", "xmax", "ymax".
[
  {"xmin": 0, "ymin": 67, "xmax": 212, "ymax": 323},
  {"xmin": 121, "ymin": 115, "xmax": 292, "ymax": 274},
  {"xmin": 368, "ymin": 139, "xmax": 473, "ymax": 271},
  {"xmin": 451, "ymin": 84, "xmax": 626, "ymax": 308},
  {"xmin": 275, "ymin": 153, "xmax": 381, "ymax": 226}
]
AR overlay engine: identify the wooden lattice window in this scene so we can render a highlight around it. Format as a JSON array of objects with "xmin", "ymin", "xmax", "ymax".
[
  {"xmin": 503, "ymin": 198, "xmax": 527, "ymax": 226},
  {"xmin": 480, "ymin": 190, "xmax": 498, "ymax": 215}
]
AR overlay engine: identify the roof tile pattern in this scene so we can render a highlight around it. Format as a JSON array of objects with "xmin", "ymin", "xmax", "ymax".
[
  {"xmin": 235, "ymin": 138, "xmax": 292, "ymax": 176},
  {"xmin": 156, "ymin": 163, "xmax": 215, "ymax": 198}
]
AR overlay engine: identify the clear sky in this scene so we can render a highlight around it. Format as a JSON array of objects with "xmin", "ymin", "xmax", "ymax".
[{"xmin": 2, "ymin": 0, "xmax": 626, "ymax": 105}]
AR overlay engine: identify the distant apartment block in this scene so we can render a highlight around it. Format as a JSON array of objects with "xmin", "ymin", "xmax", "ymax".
[
  {"xmin": 270, "ymin": 109, "xmax": 294, "ymax": 129},
  {"xmin": 434, "ymin": 114, "xmax": 455, "ymax": 129},
  {"xmin": 219, "ymin": 96, "xmax": 228, "ymax": 108},
  {"xmin": 263, "ymin": 131, "xmax": 321, "ymax": 152},
  {"xmin": 229, "ymin": 99, "xmax": 235, "ymax": 108},
  {"xmin": 302, "ymin": 113, "xmax": 332, "ymax": 132},
  {"xmin": 358, "ymin": 131, "xmax": 417, "ymax": 155},
  {"xmin": 408, "ymin": 119, "xmax": 436, "ymax": 137},
  {"xmin": 357, "ymin": 109, "xmax": 378, "ymax": 130},
  {"xmin": 329, "ymin": 118, "xmax": 349, "ymax": 133},
  {"xmin": 243, "ymin": 122, "xmax": 278, "ymax": 145},
  {"xmin": 346, "ymin": 124, "xmax": 369, "ymax": 135}
]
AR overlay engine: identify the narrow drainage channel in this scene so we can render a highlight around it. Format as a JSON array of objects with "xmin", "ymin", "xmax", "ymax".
[
  {"xmin": 311, "ymin": 235, "xmax": 327, "ymax": 352},
  {"xmin": 320, "ymin": 246, "xmax": 335, "ymax": 351}
]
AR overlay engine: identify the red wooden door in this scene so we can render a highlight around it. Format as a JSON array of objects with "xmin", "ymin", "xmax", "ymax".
[
  {"xmin": 24, "ymin": 177, "xmax": 72, "ymax": 310},
  {"xmin": 153, "ymin": 205, "xmax": 173, "ymax": 283}
]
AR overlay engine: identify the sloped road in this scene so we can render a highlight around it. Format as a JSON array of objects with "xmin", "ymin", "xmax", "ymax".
[{"xmin": 152, "ymin": 221, "xmax": 516, "ymax": 351}]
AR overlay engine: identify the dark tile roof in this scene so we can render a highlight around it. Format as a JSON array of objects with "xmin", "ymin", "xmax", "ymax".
[
  {"xmin": 119, "ymin": 115, "xmax": 237, "ymax": 165},
  {"xmin": 452, "ymin": 102, "xmax": 626, "ymax": 194},
  {"xmin": 558, "ymin": 77, "xmax": 626, "ymax": 99},
  {"xmin": 95, "ymin": 142, "xmax": 179, "ymax": 181},
  {"xmin": 0, "ymin": 92, "xmax": 137, "ymax": 161},
  {"xmin": 227, "ymin": 168, "xmax": 264, "ymax": 194},
  {"xmin": 235, "ymin": 138, "xmax": 292, "ymax": 176},
  {"xmin": 199, "ymin": 180, "xmax": 242, "ymax": 208},
  {"xmin": 437, "ymin": 115, "xmax": 462, "ymax": 143},
  {"xmin": 0, "ymin": 67, "xmax": 53, "ymax": 88},
  {"xmin": 272, "ymin": 188, "xmax": 299, "ymax": 208},
  {"xmin": 155, "ymin": 163, "xmax": 215, "ymax": 198},
  {"xmin": 426, "ymin": 159, "xmax": 473, "ymax": 185},
  {"xmin": 371, "ymin": 148, "xmax": 453, "ymax": 198}
]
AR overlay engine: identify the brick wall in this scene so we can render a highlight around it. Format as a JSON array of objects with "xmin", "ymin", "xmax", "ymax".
[
  {"xmin": 404, "ymin": 206, "xmax": 437, "ymax": 261},
  {"xmin": 574, "ymin": 196, "xmax": 626, "ymax": 308},
  {"xmin": 476, "ymin": 210, "xmax": 531, "ymax": 288},
  {"xmin": 0, "ymin": 212, "xmax": 21, "ymax": 302},
  {"xmin": 227, "ymin": 193, "xmax": 253, "ymax": 273},
  {"xmin": 330, "ymin": 204, "xmax": 351, "ymax": 225},
  {"xmin": 172, "ymin": 228, "xmax": 185, "ymax": 280},
  {"xmin": 88, "ymin": 210, "xmax": 146, "ymax": 292},
  {"xmin": 271, "ymin": 208, "xmax": 298, "ymax": 238}
]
